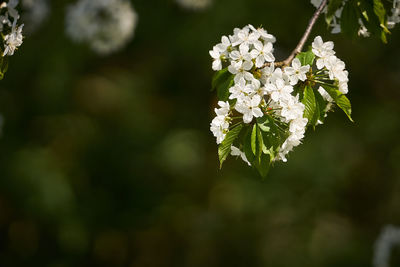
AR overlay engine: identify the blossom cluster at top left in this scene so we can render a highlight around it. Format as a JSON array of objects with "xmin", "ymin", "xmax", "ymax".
[{"xmin": 0, "ymin": 0, "xmax": 23, "ymax": 57}]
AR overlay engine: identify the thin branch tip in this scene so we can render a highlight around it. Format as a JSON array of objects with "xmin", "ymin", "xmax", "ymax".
[{"xmin": 261, "ymin": 0, "xmax": 328, "ymax": 69}]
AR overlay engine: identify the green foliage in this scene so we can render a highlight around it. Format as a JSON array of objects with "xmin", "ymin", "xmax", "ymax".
[
  {"xmin": 302, "ymin": 85, "xmax": 320, "ymax": 128},
  {"xmin": 251, "ymin": 124, "xmax": 258, "ymax": 156},
  {"xmin": 296, "ymin": 48, "xmax": 315, "ymax": 66},
  {"xmin": 211, "ymin": 68, "xmax": 234, "ymax": 101},
  {"xmin": 326, "ymin": 0, "xmax": 390, "ymax": 42},
  {"xmin": 358, "ymin": 0, "xmax": 389, "ymax": 43},
  {"xmin": 218, "ymin": 123, "xmax": 243, "ymax": 168},
  {"xmin": 243, "ymin": 123, "xmax": 271, "ymax": 178},
  {"xmin": 232, "ymin": 116, "xmax": 293, "ymax": 178},
  {"xmin": 322, "ymin": 84, "xmax": 354, "ymax": 122},
  {"xmin": 341, "ymin": 0, "xmax": 361, "ymax": 38},
  {"xmin": 372, "ymin": 0, "xmax": 388, "ymax": 29}
]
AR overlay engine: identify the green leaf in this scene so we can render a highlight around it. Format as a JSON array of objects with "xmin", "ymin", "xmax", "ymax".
[
  {"xmin": 372, "ymin": 0, "xmax": 390, "ymax": 42},
  {"xmin": 341, "ymin": 0, "xmax": 360, "ymax": 38},
  {"xmin": 301, "ymin": 85, "xmax": 319, "ymax": 127},
  {"xmin": 296, "ymin": 49, "xmax": 315, "ymax": 66},
  {"xmin": 250, "ymin": 124, "xmax": 264, "ymax": 163},
  {"xmin": 256, "ymin": 125, "xmax": 264, "ymax": 159},
  {"xmin": 257, "ymin": 116, "xmax": 273, "ymax": 133},
  {"xmin": 357, "ymin": 0, "xmax": 389, "ymax": 43},
  {"xmin": 252, "ymin": 153, "xmax": 271, "ymax": 179},
  {"xmin": 251, "ymin": 124, "xmax": 257, "ymax": 155},
  {"xmin": 373, "ymin": 0, "xmax": 387, "ymax": 27},
  {"xmin": 211, "ymin": 68, "xmax": 235, "ymax": 101},
  {"xmin": 322, "ymin": 85, "xmax": 354, "ymax": 122},
  {"xmin": 211, "ymin": 68, "xmax": 229, "ymax": 90},
  {"xmin": 218, "ymin": 123, "xmax": 243, "ymax": 168},
  {"xmin": 256, "ymin": 116, "xmax": 288, "ymax": 160},
  {"xmin": 243, "ymin": 124, "xmax": 271, "ymax": 178},
  {"xmin": 243, "ymin": 126, "xmax": 256, "ymax": 164},
  {"xmin": 217, "ymin": 77, "xmax": 234, "ymax": 101}
]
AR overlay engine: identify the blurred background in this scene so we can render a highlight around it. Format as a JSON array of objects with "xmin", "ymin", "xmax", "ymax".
[{"xmin": 0, "ymin": 0, "xmax": 400, "ymax": 266}]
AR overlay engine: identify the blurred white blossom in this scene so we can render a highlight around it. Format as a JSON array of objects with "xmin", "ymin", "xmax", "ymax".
[
  {"xmin": 21, "ymin": 0, "xmax": 49, "ymax": 34},
  {"xmin": 388, "ymin": 0, "xmax": 400, "ymax": 29},
  {"xmin": 65, "ymin": 0, "xmax": 138, "ymax": 55},
  {"xmin": 0, "ymin": 0, "xmax": 24, "ymax": 56},
  {"xmin": 176, "ymin": 0, "xmax": 212, "ymax": 10},
  {"xmin": 3, "ymin": 20, "xmax": 23, "ymax": 56},
  {"xmin": 373, "ymin": 225, "xmax": 400, "ymax": 267}
]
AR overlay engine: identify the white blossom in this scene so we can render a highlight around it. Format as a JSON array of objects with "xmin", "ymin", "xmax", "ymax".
[
  {"xmin": 388, "ymin": 0, "xmax": 400, "ymax": 29},
  {"xmin": 229, "ymin": 77, "xmax": 260, "ymax": 101},
  {"xmin": 209, "ymin": 36, "xmax": 231, "ymax": 71},
  {"xmin": 210, "ymin": 101, "xmax": 231, "ymax": 144},
  {"xmin": 235, "ymin": 94, "xmax": 263, "ymax": 123},
  {"xmin": 358, "ymin": 19, "xmax": 370, "ymax": 37},
  {"xmin": 228, "ymin": 61, "xmax": 254, "ymax": 83},
  {"xmin": 339, "ymin": 80, "xmax": 349, "ymax": 94},
  {"xmin": 248, "ymin": 24, "xmax": 276, "ymax": 43},
  {"xmin": 265, "ymin": 76, "xmax": 293, "ymax": 102},
  {"xmin": 209, "ymin": 47, "xmax": 223, "ymax": 71},
  {"xmin": 21, "ymin": 0, "xmax": 50, "ymax": 34},
  {"xmin": 280, "ymin": 95, "xmax": 306, "ymax": 122},
  {"xmin": 65, "ymin": 0, "xmax": 138, "ymax": 55},
  {"xmin": 318, "ymin": 86, "xmax": 333, "ymax": 102},
  {"xmin": 231, "ymin": 26, "xmax": 260, "ymax": 49},
  {"xmin": 373, "ymin": 225, "xmax": 400, "ymax": 267},
  {"xmin": 284, "ymin": 58, "xmax": 310, "ymax": 85},
  {"xmin": 3, "ymin": 20, "xmax": 23, "ymax": 56},
  {"xmin": 259, "ymin": 64, "xmax": 275, "ymax": 85},
  {"xmin": 326, "ymin": 55, "xmax": 348, "ymax": 82},
  {"xmin": 210, "ymin": 116, "xmax": 228, "ymax": 144},
  {"xmin": 231, "ymin": 146, "xmax": 251, "ymax": 166},
  {"xmin": 0, "ymin": 0, "xmax": 24, "ymax": 56},
  {"xmin": 312, "ymin": 36, "xmax": 335, "ymax": 69},
  {"xmin": 215, "ymin": 101, "xmax": 230, "ymax": 117},
  {"xmin": 250, "ymin": 40, "xmax": 275, "ymax": 68},
  {"xmin": 0, "ymin": 12, "xmax": 11, "ymax": 32}
]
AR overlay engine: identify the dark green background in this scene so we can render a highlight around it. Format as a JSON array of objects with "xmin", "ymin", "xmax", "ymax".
[{"xmin": 0, "ymin": 0, "xmax": 399, "ymax": 266}]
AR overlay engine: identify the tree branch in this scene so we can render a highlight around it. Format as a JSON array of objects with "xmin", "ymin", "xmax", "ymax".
[{"xmin": 265, "ymin": 0, "xmax": 328, "ymax": 68}]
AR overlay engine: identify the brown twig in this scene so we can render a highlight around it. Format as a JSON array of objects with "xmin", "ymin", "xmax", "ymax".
[{"xmin": 263, "ymin": 0, "xmax": 328, "ymax": 68}]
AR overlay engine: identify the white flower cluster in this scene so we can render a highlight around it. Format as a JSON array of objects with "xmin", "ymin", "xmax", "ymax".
[
  {"xmin": 311, "ymin": 0, "xmax": 370, "ymax": 37},
  {"xmin": 209, "ymin": 25, "xmax": 351, "ymax": 167},
  {"xmin": 388, "ymin": 0, "xmax": 400, "ymax": 29},
  {"xmin": 373, "ymin": 225, "xmax": 400, "ymax": 267},
  {"xmin": 210, "ymin": 101, "xmax": 230, "ymax": 144},
  {"xmin": 209, "ymin": 25, "xmax": 309, "ymax": 163},
  {"xmin": 176, "ymin": 0, "xmax": 212, "ymax": 10},
  {"xmin": 0, "ymin": 0, "xmax": 24, "ymax": 56},
  {"xmin": 65, "ymin": 0, "xmax": 138, "ymax": 55},
  {"xmin": 312, "ymin": 36, "xmax": 349, "ymax": 95}
]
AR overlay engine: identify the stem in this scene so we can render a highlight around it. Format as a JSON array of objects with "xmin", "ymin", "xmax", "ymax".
[
  {"xmin": 315, "ymin": 80, "xmax": 334, "ymax": 86},
  {"xmin": 263, "ymin": 0, "xmax": 328, "ymax": 68}
]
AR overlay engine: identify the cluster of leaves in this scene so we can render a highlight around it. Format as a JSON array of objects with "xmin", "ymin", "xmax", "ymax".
[
  {"xmin": 296, "ymin": 49, "xmax": 353, "ymax": 127},
  {"xmin": 327, "ymin": 0, "xmax": 391, "ymax": 42},
  {"xmin": 211, "ymin": 49, "xmax": 353, "ymax": 178}
]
